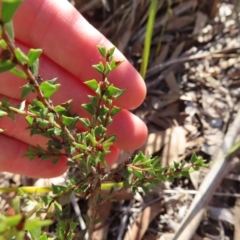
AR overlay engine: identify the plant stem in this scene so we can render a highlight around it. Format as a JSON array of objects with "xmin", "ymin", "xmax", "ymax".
[{"xmin": 88, "ymin": 167, "xmax": 101, "ymax": 239}]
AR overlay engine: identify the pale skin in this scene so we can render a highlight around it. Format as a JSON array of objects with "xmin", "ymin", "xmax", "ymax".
[{"xmin": 0, "ymin": 0, "xmax": 147, "ymax": 178}]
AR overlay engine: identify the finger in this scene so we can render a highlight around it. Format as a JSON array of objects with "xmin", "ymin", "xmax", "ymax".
[
  {"xmin": 0, "ymin": 134, "xmax": 68, "ymax": 178},
  {"xmin": 0, "ymin": 135, "xmax": 119, "ymax": 178},
  {"xmin": 13, "ymin": 0, "xmax": 146, "ymax": 110},
  {"xmin": 0, "ymin": 93, "xmax": 147, "ymax": 150},
  {"xmin": 0, "ymin": 41, "xmax": 91, "ymax": 115},
  {"xmin": 107, "ymin": 111, "xmax": 148, "ymax": 151},
  {"xmin": 0, "ymin": 45, "xmax": 148, "ymax": 150}
]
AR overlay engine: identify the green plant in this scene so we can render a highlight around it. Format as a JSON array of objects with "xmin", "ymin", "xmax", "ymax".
[
  {"xmin": 140, "ymin": 0, "xmax": 158, "ymax": 79},
  {"xmin": 0, "ymin": 1, "xmax": 207, "ymax": 239}
]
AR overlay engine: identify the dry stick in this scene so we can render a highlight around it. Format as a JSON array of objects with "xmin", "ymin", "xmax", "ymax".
[{"xmin": 172, "ymin": 108, "xmax": 240, "ymax": 240}]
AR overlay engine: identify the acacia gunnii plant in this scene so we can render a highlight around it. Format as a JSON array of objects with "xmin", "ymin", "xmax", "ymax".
[{"xmin": 0, "ymin": 0, "xmax": 207, "ymax": 239}]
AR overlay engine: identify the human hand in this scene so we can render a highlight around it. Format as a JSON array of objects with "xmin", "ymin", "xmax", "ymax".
[{"xmin": 0, "ymin": 0, "xmax": 147, "ymax": 178}]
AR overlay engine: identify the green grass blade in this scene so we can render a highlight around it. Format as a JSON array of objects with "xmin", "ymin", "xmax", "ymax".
[{"xmin": 140, "ymin": 0, "xmax": 158, "ymax": 79}]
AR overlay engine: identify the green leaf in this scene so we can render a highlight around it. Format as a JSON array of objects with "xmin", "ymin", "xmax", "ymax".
[
  {"xmin": 27, "ymin": 48, "xmax": 42, "ymax": 66},
  {"xmin": 105, "ymin": 85, "xmax": 125, "ymax": 98},
  {"xmin": 58, "ymin": 99, "xmax": 72, "ymax": 110},
  {"xmin": 24, "ymin": 218, "xmax": 53, "ymax": 230},
  {"xmin": 48, "ymin": 139, "xmax": 62, "ymax": 150},
  {"xmin": 40, "ymin": 195, "xmax": 53, "ymax": 207},
  {"xmin": 23, "ymin": 146, "xmax": 36, "ymax": 161},
  {"xmin": 66, "ymin": 145, "xmax": 75, "ymax": 156},
  {"xmin": 32, "ymin": 99, "xmax": 45, "ymax": 109},
  {"xmin": 4, "ymin": 20, "xmax": 14, "ymax": 41},
  {"xmin": 87, "ymin": 132, "xmax": 97, "ymax": 147},
  {"xmin": 180, "ymin": 160, "xmax": 186, "ymax": 168},
  {"xmin": 98, "ymin": 115, "xmax": 104, "ymax": 125},
  {"xmin": 166, "ymin": 175, "xmax": 174, "ymax": 182},
  {"xmin": 9, "ymin": 67, "xmax": 27, "ymax": 79},
  {"xmin": 36, "ymin": 118, "xmax": 49, "ymax": 128},
  {"xmin": 4, "ymin": 214, "xmax": 22, "ymax": 226},
  {"xmin": 193, "ymin": 166, "xmax": 200, "ymax": 171},
  {"xmin": 141, "ymin": 185, "xmax": 150, "ymax": 195},
  {"xmin": 142, "ymin": 157, "xmax": 155, "ymax": 166},
  {"xmin": 110, "ymin": 106, "xmax": 121, "ymax": 116},
  {"xmin": 97, "ymin": 45, "xmax": 107, "ymax": 58},
  {"xmin": 39, "ymin": 107, "xmax": 48, "ymax": 118},
  {"xmin": 152, "ymin": 158, "xmax": 161, "ymax": 168},
  {"xmin": 132, "ymin": 152, "xmax": 145, "ymax": 164},
  {"xmin": 146, "ymin": 167, "xmax": 155, "ymax": 174},
  {"xmin": 194, "ymin": 158, "xmax": 205, "ymax": 165},
  {"xmin": 47, "ymin": 128, "xmax": 62, "ymax": 136},
  {"xmin": 29, "ymin": 226, "xmax": 41, "ymax": 240},
  {"xmin": 108, "ymin": 47, "xmax": 115, "ymax": 57},
  {"xmin": 39, "ymin": 81, "xmax": 60, "ymax": 98},
  {"xmin": 30, "ymin": 57, "xmax": 39, "ymax": 75},
  {"xmin": 99, "ymin": 105, "xmax": 109, "ymax": 116},
  {"xmin": 0, "ymin": 39, "xmax": 7, "ymax": 49},
  {"xmin": 62, "ymin": 115, "xmax": 79, "ymax": 129},
  {"xmin": 82, "ymin": 103, "xmax": 95, "ymax": 115},
  {"xmin": 20, "ymin": 83, "xmax": 34, "ymax": 98},
  {"xmin": 54, "ymin": 200, "xmax": 63, "ymax": 213},
  {"xmin": 106, "ymin": 116, "xmax": 113, "ymax": 126},
  {"xmin": 84, "ymin": 79, "xmax": 98, "ymax": 91},
  {"xmin": 72, "ymin": 142, "xmax": 88, "ymax": 150},
  {"xmin": 52, "ymin": 157, "xmax": 60, "ymax": 165},
  {"xmin": 14, "ymin": 48, "xmax": 29, "ymax": 63},
  {"xmin": 54, "ymin": 105, "xmax": 68, "ymax": 115},
  {"xmin": 40, "ymin": 233, "xmax": 49, "ymax": 240},
  {"xmin": 1, "ymin": 0, "xmax": 23, "ymax": 23},
  {"xmin": 109, "ymin": 60, "xmax": 124, "ymax": 70},
  {"xmin": 0, "ymin": 110, "xmax": 8, "ymax": 117},
  {"xmin": 89, "ymin": 95, "xmax": 98, "ymax": 107},
  {"xmin": 190, "ymin": 152, "xmax": 198, "ymax": 163},
  {"xmin": 37, "ymin": 144, "xmax": 46, "ymax": 155},
  {"xmin": 92, "ymin": 62, "xmax": 104, "ymax": 74},
  {"xmin": 94, "ymin": 125, "xmax": 106, "ymax": 136},
  {"xmin": 95, "ymin": 85, "xmax": 101, "ymax": 97},
  {"xmin": 51, "ymin": 184, "xmax": 65, "ymax": 194},
  {"xmin": 102, "ymin": 135, "xmax": 115, "ymax": 148},
  {"xmin": 2, "ymin": 97, "xmax": 11, "ymax": 108},
  {"xmin": 30, "ymin": 128, "xmax": 44, "ymax": 136},
  {"xmin": 131, "ymin": 186, "xmax": 137, "ymax": 194},
  {"xmin": 47, "ymin": 78, "xmax": 57, "ymax": 85},
  {"xmin": 104, "ymin": 62, "xmax": 111, "ymax": 76},
  {"xmin": 79, "ymin": 118, "xmax": 91, "ymax": 128},
  {"xmin": 181, "ymin": 171, "xmax": 190, "ymax": 178},
  {"xmin": 48, "ymin": 112, "xmax": 54, "ymax": 124},
  {"xmin": 174, "ymin": 161, "xmax": 179, "ymax": 169},
  {"xmin": 26, "ymin": 115, "xmax": 34, "ymax": 125},
  {"xmin": 72, "ymin": 153, "xmax": 84, "ymax": 160},
  {"xmin": 0, "ymin": 60, "xmax": 16, "ymax": 72},
  {"xmin": 41, "ymin": 154, "xmax": 54, "ymax": 160}
]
